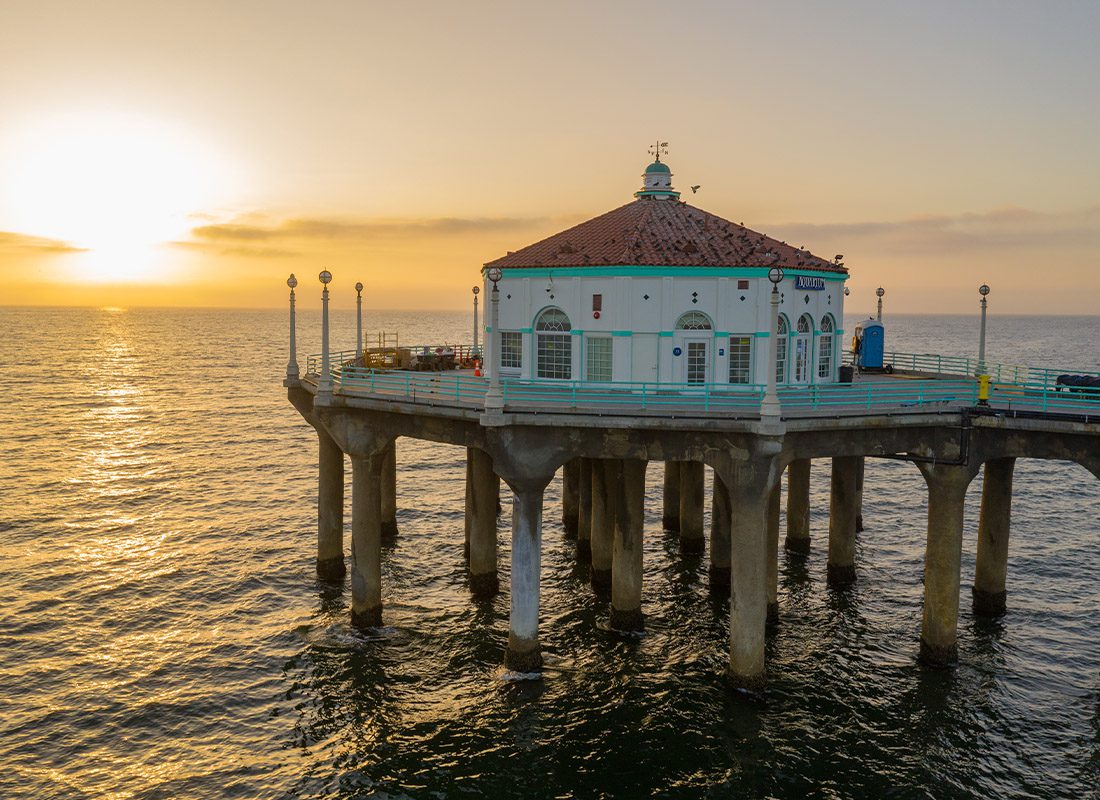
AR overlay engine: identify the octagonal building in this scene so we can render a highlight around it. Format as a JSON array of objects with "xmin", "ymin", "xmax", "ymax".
[{"xmin": 482, "ymin": 156, "xmax": 849, "ymax": 386}]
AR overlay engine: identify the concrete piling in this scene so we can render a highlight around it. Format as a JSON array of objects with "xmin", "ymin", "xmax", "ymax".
[
  {"xmin": 663, "ymin": 461, "xmax": 681, "ymax": 531},
  {"xmin": 467, "ymin": 448, "xmax": 500, "ymax": 597},
  {"xmin": 562, "ymin": 458, "xmax": 580, "ymax": 539},
  {"xmin": 463, "ymin": 451, "xmax": 473, "ymax": 560},
  {"xmin": 317, "ymin": 430, "xmax": 346, "ymax": 581},
  {"xmin": 784, "ymin": 458, "xmax": 811, "ymax": 554},
  {"xmin": 505, "ymin": 485, "xmax": 545, "ymax": 674},
  {"xmin": 827, "ymin": 456, "xmax": 861, "ymax": 587},
  {"xmin": 610, "ymin": 459, "xmax": 646, "ymax": 632},
  {"xmin": 724, "ymin": 467, "xmax": 772, "ymax": 691},
  {"xmin": 679, "ymin": 461, "xmax": 706, "ymax": 555},
  {"xmin": 350, "ymin": 452, "xmax": 384, "ymax": 628},
  {"xmin": 577, "ymin": 458, "xmax": 593, "ymax": 561},
  {"xmin": 590, "ymin": 460, "xmax": 614, "ymax": 590},
  {"xmin": 918, "ymin": 464, "xmax": 974, "ymax": 668},
  {"xmin": 381, "ymin": 440, "xmax": 398, "ymax": 538},
  {"xmin": 766, "ymin": 483, "xmax": 781, "ymax": 624},
  {"xmin": 709, "ymin": 472, "xmax": 731, "ymax": 589},
  {"xmin": 973, "ymin": 457, "xmax": 1015, "ymax": 617},
  {"xmin": 855, "ymin": 457, "xmax": 866, "ymax": 532}
]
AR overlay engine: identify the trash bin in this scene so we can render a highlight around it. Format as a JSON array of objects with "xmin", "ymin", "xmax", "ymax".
[{"xmin": 838, "ymin": 365, "xmax": 854, "ymax": 384}]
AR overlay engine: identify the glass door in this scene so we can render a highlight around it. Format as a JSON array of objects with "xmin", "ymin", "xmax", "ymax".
[{"xmin": 685, "ymin": 340, "xmax": 708, "ymax": 384}]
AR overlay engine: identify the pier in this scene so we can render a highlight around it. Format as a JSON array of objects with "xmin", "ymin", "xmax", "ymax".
[
  {"xmin": 286, "ymin": 344, "xmax": 1100, "ymax": 689},
  {"xmin": 282, "ymin": 158, "xmax": 1099, "ymax": 689}
]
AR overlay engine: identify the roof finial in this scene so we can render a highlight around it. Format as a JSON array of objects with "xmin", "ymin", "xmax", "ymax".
[{"xmin": 648, "ymin": 140, "xmax": 669, "ymax": 163}]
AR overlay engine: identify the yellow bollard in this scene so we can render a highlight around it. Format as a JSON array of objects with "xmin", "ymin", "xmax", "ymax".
[{"xmin": 978, "ymin": 374, "xmax": 990, "ymax": 405}]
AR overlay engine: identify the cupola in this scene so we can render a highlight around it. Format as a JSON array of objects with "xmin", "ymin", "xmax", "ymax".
[{"xmin": 634, "ymin": 152, "xmax": 680, "ymax": 201}]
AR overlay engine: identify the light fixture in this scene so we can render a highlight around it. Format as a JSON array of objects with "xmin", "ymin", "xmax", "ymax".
[
  {"xmin": 287, "ymin": 274, "xmax": 298, "ymax": 289},
  {"xmin": 487, "ymin": 267, "xmax": 503, "ymax": 285},
  {"xmin": 472, "ymin": 285, "xmax": 480, "ymax": 295},
  {"xmin": 876, "ymin": 287, "xmax": 885, "ymax": 298},
  {"xmin": 979, "ymin": 284, "xmax": 990, "ymax": 297},
  {"xmin": 355, "ymin": 281, "xmax": 364, "ymax": 294},
  {"xmin": 843, "ymin": 286, "xmax": 850, "ymax": 296},
  {"xmin": 768, "ymin": 266, "xmax": 784, "ymax": 285},
  {"xmin": 319, "ymin": 270, "xmax": 332, "ymax": 285}
]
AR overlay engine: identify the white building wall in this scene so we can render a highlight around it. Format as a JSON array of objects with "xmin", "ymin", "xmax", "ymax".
[{"xmin": 488, "ymin": 271, "xmax": 846, "ymax": 385}]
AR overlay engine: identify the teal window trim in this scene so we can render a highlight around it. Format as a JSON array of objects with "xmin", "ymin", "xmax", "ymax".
[
  {"xmin": 658, "ymin": 331, "xmax": 674, "ymax": 338},
  {"xmin": 714, "ymin": 331, "xmax": 730, "ymax": 338},
  {"xmin": 611, "ymin": 330, "xmax": 633, "ymax": 337},
  {"xmin": 754, "ymin": 331, "xmax": 770, "ymax": 338},
  {"xmin": 569, "ymin": 329, "xmax": 583, "ymax": 336},
  {"xmin": 519, "ymin": 327, "xmax": 533, "ymax": 334}
]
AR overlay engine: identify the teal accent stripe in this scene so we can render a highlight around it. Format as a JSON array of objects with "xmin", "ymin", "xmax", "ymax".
[
  {"xmin": 754, "ymin": 331, "xmax": 770, "ymax": 338},
  {"xmin": 519, "ymin": 327, "xmax": 533, "ymax": 334},
  {"xmin": 499, "ymin": 266, "xmax": 847, "ymax": 281},
  {"xmin": 714, "ymin": 331, "xmax": 729, "ymax": 338},
  {"xmin": 570, "ymin": 329, "xmax": 583, "ymax": 335},
  {"xmin": 611, "ymin": 330, "xmax": 633, "ymax": 337},
  {"xmin": 658, "ymin": 331, "xmax": 674, "ymax": 337}
]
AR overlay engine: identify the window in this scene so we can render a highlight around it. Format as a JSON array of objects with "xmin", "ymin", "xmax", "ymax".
[
  {"xmin": 501, "ymin": 331, "xmax": 522, "ymax": 369},
  {"xmin": 728, "ymin": 336, "xmax": 752, "ymax": 384},
  {"xmin": 535, "ymin": 307, "xmax": 572, "ymax": 379},
  {"xmin": 676, "ymin": 311, "xmax": 713, "ymax": 330},
  {"xmin": 776, "ymin": 315, "xmax": 789, "ymax": 384},
  {"xmin": 794, "ymin": 313, "xmax": 813, "ymax": 382},
  {"xmin": 737, "ymin": 280, "xmax": 750, "ymax": 290},
  {"xmin": 586, "ymin": 336, "xmax": 612, "ymax": 381},
  {"xmin": 818, "ymin": 315, "xmax": 835, "ymax": 379}
]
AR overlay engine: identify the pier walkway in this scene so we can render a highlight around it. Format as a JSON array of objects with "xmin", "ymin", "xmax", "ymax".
[{"xmin": 303, "ymin": 349, "xmax": 1100, "ymax": 422}]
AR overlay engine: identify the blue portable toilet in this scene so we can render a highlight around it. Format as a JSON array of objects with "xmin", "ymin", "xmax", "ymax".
[{"xmin": 853, "ymin": 319, "xmax": 885, "ymax": 370}]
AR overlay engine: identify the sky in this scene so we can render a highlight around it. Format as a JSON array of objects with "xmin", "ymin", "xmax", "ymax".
[{"xmin": 1, "ymin": 0, "xmax": 1098, "ymax": 313}]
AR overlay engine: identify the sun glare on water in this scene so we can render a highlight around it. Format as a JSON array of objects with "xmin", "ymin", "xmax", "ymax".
[{"xmin": 1, "ymin": 111, "xmax": 236, "ymax": 283}]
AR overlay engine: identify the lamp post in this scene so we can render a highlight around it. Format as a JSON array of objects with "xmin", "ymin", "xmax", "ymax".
[
  {"xmin": 286, "ymin": 274, "xmax": 299, "ymax": 382},
  {"xmin": 876, "ymin": 287, "xmax": 885, "ymax": 322},
  {"xmin": 977, "ymin": 283, "xmax": 990, "ymax": 375},
  {"xmin": 355, "ymin": 281, "xmax": 364, "ymax": 362},
  {"xmin": 472, "ymin": 285, "xmax": 480, "ymax": 359},
  {"xmin": 318, "ymin": 269, "xmax": 333, "ymax": 397},
  {"xmin": 484, "ymin": 267, "xmax": 504, "ymax": 413},
  {"xmin": 760, "ymin": 266, "xmax": 784, "ymax": 420}
]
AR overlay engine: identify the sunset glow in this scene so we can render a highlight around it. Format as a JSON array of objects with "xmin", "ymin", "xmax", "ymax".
[
  {"xmin": 2, "ymin": 111, "xmax": 235, "ymax": 282},
  {"xmin": 0, "ymin": 1, "xmax": 1097, "ymax": 312}
]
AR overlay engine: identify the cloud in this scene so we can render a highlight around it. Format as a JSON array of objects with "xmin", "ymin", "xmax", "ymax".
[
  {"xmin": 169, "ymin": 239, "xmax": 300, "ymax": 258},
  {"xmin": 189, "ymin": 214, "xmax": 557, "ymax": 244},
  {"xmin": 769, "ymin": 206, "xmax": 1100, "ymax": 257},
  {"xmin": 0, "ymin": 231, "xmax": 86, "ymax": 253}
]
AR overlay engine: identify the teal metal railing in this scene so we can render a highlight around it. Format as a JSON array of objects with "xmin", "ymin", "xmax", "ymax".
[
  {"xmin": 880, "ymin": 351, "xmax": 1100, "ymax": 388},
  {"xmin": 303, "ymin": 351, "xmax": 1100, "ymax": 419}
]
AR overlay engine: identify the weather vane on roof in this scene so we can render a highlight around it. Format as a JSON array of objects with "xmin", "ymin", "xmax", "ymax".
[{"xmin": 649, "ymin": 140, "xmax": 669, "ymax": 162}]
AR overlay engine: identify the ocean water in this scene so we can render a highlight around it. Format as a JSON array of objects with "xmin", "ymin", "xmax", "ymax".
[{"xmin": 0, "ymin": 306, "xmax": 1098, "ymax": 799}]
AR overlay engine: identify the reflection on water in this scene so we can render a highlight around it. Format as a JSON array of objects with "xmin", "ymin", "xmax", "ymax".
[{"xmin": 0, "ymin": 308, "xmax": 1098, "ymax": 798}]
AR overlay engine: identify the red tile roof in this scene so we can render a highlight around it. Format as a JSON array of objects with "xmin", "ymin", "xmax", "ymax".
[{"xmin": 484, "ymin": 199, "xmax": 846, "ymax": 274}]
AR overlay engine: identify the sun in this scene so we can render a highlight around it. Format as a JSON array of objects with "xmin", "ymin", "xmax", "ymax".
[{"xmin": 0, "ymin": 111, "xmax": 236, "ymax": 282}]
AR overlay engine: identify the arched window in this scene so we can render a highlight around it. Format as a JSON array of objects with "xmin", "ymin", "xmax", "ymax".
[
  {"xmin": 675, "ymin": 311, "xmax": 713, "ymax": 330},
  {"xmin": 817, "ymin": 314, "xmax": 835, "ymax": 379},
  {"xmin": 535, "ymin": 307, "xmax": 572, "ymax": 379},
  {"xmin": 776, "ymin": 315, "xmax": 789, "ymax": 384},
  {"xmin": 792, "ymin": 314, "xmax": 814, "ymax": 383}
]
